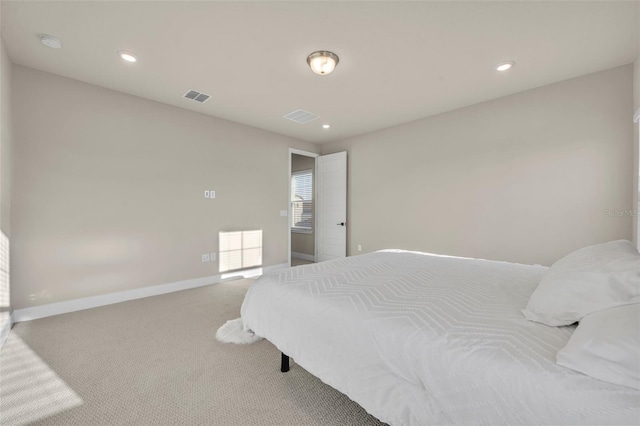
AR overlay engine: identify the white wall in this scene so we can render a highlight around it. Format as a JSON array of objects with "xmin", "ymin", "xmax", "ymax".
[
  {"xmin": 11, "ymin": 65, "xmax": 318, "ymax": 310},
  {"xmin": 0, "ymin": 6, "xmax": 14, "ymax": 341},
  {"xmin": 323, "ymin": 65, "xmax": 634, "ymax": 266},
  {"xmin": 634, "ymin": 55, "xmax": 639, "ymax": 249},
  {"xmin": 633, "ymin": 1, "xmax": 640, "ymax": 249}
]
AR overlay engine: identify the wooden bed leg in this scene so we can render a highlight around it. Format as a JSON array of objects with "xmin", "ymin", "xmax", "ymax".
[{"xmin": 280, "ymin": 352, "xmax": 290, "ymax": 373}]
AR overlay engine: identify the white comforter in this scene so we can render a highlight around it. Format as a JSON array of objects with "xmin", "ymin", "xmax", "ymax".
[{"xmin": 241, "ymin": 250, "xmax": 640, "ymax": 426}]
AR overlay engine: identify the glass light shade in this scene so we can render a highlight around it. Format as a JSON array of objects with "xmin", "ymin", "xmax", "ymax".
[{"xmin": 307, "ymin": 51, "xmax": 339, "ymax": 76}]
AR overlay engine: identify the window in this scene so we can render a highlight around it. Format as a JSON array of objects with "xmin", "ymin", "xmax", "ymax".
[
  {"xmin": 218, "ymin": 230, "xmax": 262, "ymax": 273},
  {"xmin": 291, "ymin": 169, "xmax": 313, "ymax": 233}
]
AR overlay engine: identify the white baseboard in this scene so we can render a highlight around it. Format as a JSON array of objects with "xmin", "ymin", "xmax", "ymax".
[
  {"xmin": 292, "ymin": 252, "xmax": 315, "ymax": 262},
  {"xmin": 0, "ymin": 312, "xmax": 13, "ymax": 349},
  {"xmin": 219, "ymin": 263, "xmax": 286, "ymax": 281},
  {"xmin": 13, "ymin": 263, "xmax": 288, "ymax": 323}
]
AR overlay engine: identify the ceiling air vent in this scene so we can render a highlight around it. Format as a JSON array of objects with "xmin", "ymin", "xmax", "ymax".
[
  {"xmin": 283, "ymin": 109, "xmax": 319, "ymax": 124},
  {"xmin": 183, "ymin": 89, "xmax": 211, "ymax": 104}
]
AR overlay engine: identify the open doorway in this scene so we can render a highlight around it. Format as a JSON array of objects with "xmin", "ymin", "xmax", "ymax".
[{"xmin": 289, "ymin": 149, "xmax": 318, "ymax": 266}]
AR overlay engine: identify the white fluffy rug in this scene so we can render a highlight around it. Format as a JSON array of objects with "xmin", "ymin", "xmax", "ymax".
[{"xmin": 216, "ymin": 318, "xmax": 262, "ymax": 344}]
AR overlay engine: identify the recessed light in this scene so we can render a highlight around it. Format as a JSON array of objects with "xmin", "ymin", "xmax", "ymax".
[
  {"xmin": 496, "ymin": 61, "xmax": 515, "ymax": 72},
  {"xmin": 322, "ymin": 124, "xmax": 331, "ymax": 129},
  {"xmin": 40, "ymin": 34, "xmax": 62, "ymax": 49},
  {"xmin": 118, "ymin": 51, "xmax": 138, "ymax": 63}
]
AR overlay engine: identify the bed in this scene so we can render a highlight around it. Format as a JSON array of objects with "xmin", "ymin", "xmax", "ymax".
[{"xmin": 240, "ymin": 249, "xmax": 640, "ymax": 425}]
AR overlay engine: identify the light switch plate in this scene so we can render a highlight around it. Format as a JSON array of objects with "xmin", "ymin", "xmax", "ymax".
[
  {"xmin": 204, "ymin": 190, "xmax": 210, "ymax": 198},
  {"xmin": 210, "ymin": 191, "xmax": 216, "ymax": 199},
  {"xmin": 280, "ymin": 210, "xmax": 288, "ymax": 217},
  {"xmin": 202, "ymin": 253, "xmax": 210, "ymax": 262}
]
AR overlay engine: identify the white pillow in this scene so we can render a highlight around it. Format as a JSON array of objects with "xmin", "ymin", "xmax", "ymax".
[
  {"xmin": 557, "ymin": 303, "xmax": 640, "ymax": 389},
  {"xmin": 522, "ymin": 240, "xmax": 640, "ymax": 326}
]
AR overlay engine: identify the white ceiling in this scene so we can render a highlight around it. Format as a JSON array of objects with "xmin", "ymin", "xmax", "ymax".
[{"xmin": 1, "ymin": 1, "xmax": 638, "ymax": 144}]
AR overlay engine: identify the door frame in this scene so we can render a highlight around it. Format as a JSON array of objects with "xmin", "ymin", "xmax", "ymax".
[{"xmin": 288, "ymin": 148, "xmax": 320, "ymax": 266}]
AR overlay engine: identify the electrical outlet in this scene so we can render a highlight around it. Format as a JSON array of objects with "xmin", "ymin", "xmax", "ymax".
[
  {"xmin": 202, "ymin": 253, "xmax": 210, "ymax": 262},
  {"xmin": 210, "ymin": 252, "xmax": 216, "ymax": 261},
  {"xmin": 357, "ymin": 244, "xmax": 362, "ymax": 252}
]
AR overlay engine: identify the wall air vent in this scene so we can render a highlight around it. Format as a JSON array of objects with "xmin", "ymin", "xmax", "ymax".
[
  {"xmin": 183, "ymin": 89, "xmax": 211, "ymax": 104},
  {"xmin": 283, "ymin": 109, "xmax": 319, "ymax": 124}
]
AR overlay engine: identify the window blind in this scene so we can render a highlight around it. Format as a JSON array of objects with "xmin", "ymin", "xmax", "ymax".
[{"xmin": 291, "ymin": 169, "xmax": 313, "ymax": 231}]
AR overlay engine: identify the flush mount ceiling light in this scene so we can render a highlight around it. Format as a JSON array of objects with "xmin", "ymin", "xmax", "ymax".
[
  {"xmin": 118, "ymin": 51, "xmax": 138, "ymax": 63},
  {"xmin": 322, "ymin": 124, "xmax": 331, "ymax": 129},
  {"xmin": 307, "ymin": 51, "xmax": 339, "ymax": 76},
  {"xmin": 40, "ymin": 34, "xmax": 62, "ymax": 49},
  {"xmin": 496, "ymin": 61, "xmax": 515, "ymax": 72}
]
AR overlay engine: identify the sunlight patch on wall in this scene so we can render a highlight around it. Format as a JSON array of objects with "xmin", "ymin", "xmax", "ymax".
[
  {"xmin": 0, "ymin": 334, "xmax": 83, "ymax": 423},
  {"xmin": 219, "ymin": 230, "xmax": 262, "ymax": 273}
]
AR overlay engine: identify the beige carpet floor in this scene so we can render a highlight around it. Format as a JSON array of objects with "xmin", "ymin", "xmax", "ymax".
[{"xmin": 0, "ymin": 278, "xmax": 385, "ymax": 426}]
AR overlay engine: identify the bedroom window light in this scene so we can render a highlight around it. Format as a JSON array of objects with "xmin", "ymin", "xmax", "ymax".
[
  {"xmin": 218, "ymin": 230, "xmax": 263, "ymax": 273},
  {"xmin": 291, "ymin": 169, "xmax": 313, "ymax": 233}
]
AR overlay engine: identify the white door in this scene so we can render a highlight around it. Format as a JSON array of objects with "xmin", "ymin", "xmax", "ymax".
[{"xmin": 317, "ymin": 151, "xmax": 347, "ymax": 262}]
